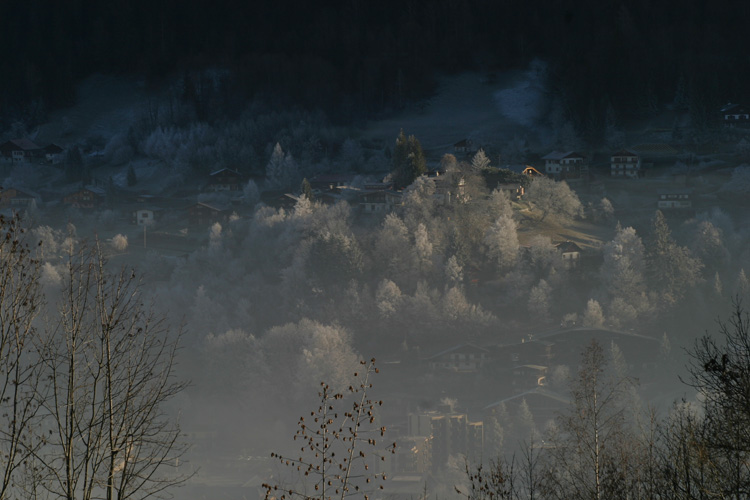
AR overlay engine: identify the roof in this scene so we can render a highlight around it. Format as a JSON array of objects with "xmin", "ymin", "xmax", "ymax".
[
  {"xmin": 720, "ymin": 102, "xmax": 749, "ymax": 114},
  {"xmin": 556, "ymin": 241, "xmax": 583, "ymax": 253},
  {"xmin": 505, "ymin": 164, "xmax": 543, "ymax": 175},
  {"xmin": 454, "ymin": 138, "xmax": 472, "ymax": 147},
  {"xmin": 66, "ymin": 186, "xmax": 105, "ymax": 197},
  {"xmin": 541, "ymin": 151, "xmax": 585, "ymax": 161},
  {"xmin": 611, "ymin": 149, "xmax": 638, "ymax": 157},
  {"xmin": 0, "ymin": 187, "xmax": 39, "ymax": 199},
  {"xmin": 209, "ymin": 168, "xmax": 242, "ymax": 177},
  {"xmin": 657, "ymin": 188, "xmax": 693, "ymax": 195},
  {"xmin": 424, "ymin": 343, "xmax": 489, "ymax": 360},
  {"xmin": 43, "ymin": 143, "xmax": 64, "ymax": 153},
  {"xmin": 484, "ymin": 386, "xmax": 570, "ymax": 410},
  {"xmin": 190, "ymin": 201, "xmax": 226, "ymax": 212},
  {"xmin": 5, "ymin": 138, "xmax": 41, "ymax": 151}
]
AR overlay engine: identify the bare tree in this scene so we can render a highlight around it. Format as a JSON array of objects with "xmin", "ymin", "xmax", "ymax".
[
  {"xmin": 0, "ymin": 214, "xmax": 45, "ymax": 500},
  {"xmin": 37, "ymin": 242, "xmax": 189, "ymax": 500},
  {"xmin": 684, "ymin": 299, "xmax": 750, "ymax": 498},
  {"xmin": 263, "ymin": 359, "xmax": 395, "ymax": 500}
]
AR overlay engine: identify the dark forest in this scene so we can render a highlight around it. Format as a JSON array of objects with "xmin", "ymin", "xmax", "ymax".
[{"xmin": 4, "ymin": 0, "xmax": 750, "ymax": 131}]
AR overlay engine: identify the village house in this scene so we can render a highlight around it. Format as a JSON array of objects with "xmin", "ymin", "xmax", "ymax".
[
  {"xmin": 556, "ymin": 240, "xmax": 583, "ymax": 268},
  {"xmin": 206, "ymin": 168, "xmax": 244, "ymax": 192},
  {"xmin": 541, "ymin": 151, "xmax": 587, "ymax": 179},
  {"xmin": 132, "ymin": 207, "xmax": 160, "ymax": 226},
  {"xmin": 310, "ymin": 173, "xmax": 358, "ymax": 191},
  {"xmin": 43, "ymin": 143, "xmax": 64, "ymax": 164},
  {"xmin": 0, "ymin": 138, "xmax": 42, "ymax": 163},
  {"xmin": 494, "ymin": 182, "xmax": 525, "ymax": 200},
  {"xmin": 424, "ymin": 343, "xmax": 489, "ymax": 372},
  {"xmin": 720, "ymin": 102, "xmax": 750, "ymax": 126},
  {"xmin": 505, "ymin": 164, "xmax": 544, "ymax": 177},
  {"xmin": 63, "ymin": 186, "xmax": 105, "ymax": 209},
  {"xmin": 453, "ymin": 138, "xmax": 475, "ymax": 154},
  {"xmin": 0, "ymin": 187, "xmax": 39, "ymax": 210},
  {"xmin": 657, "ymin": 189, "xmax": 693, "ymax": 210},
  {"xmin": 610, "ymin": 149, "xmax": 642, "ymax": 178},
  {"xmin": 187, "ymin": 202, "xmax": 231, "ymax": 226},
  {"xmin": 358, "ymin": 189, "xmax": 403, "ymax": 214},
  {"xmin": 408, "ymin": 409, "xmax": 483, "ymax": 471}
]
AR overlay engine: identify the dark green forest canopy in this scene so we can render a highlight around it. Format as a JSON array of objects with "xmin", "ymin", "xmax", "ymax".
[{"xmin": 3, "ymin": 0, "xmax": 750, "ymax": 127}]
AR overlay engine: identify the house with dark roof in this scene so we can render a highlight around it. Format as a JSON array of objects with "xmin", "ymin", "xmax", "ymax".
[
  {"xmin": 43, "ymin": 143, "xmax": 64, "ymax": 164},
  {"xmin": 453, "ymin": 138, "xmax": 476, "ymax": 154},
  {"xmin": 556, "ymin": 241, "xmax": 583, "ymax": 267},
  {"xmin": 0, "ymin": 139, "xmax": 42, "ymax": 162},
  {"xmin": 610, "ymin": 149, "xmax": 642, "ymax": 178},
  {"xmin": 0, "ymin": 187, "xmax": 39, "ymax": 210},
  {"xmin": 424, "ymin": 343, "xmax": 489, "ymax": 372},
  {"xmin": 207, "ymin": 168, "xmax": 244, "ymax": 192},
  {"xmin": 541, "ymin": 151, "xmax": 587, "ymax": 179},
  {"xmin": 657, "ymin": 189, "xmax": 693, "ymax": 210},
  {"xmin": 187, "ymin": 202, "xmax": 231, "ymax": 226},
  {"xmin": 720, "ymin": 102, "xmax": 750, "ymax": 126},
  {"xmin": 63, "ymin": 186, "xmax": 106, "ymax": 209}
]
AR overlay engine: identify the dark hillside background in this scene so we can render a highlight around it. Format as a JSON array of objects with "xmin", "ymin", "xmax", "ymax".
[{"xmin": 3, "ymin": 0, "xmax": 750, "ymax": 130}]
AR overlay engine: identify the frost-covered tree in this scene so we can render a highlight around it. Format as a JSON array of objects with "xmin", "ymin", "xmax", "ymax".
[
  {"xmin": 528, "ymin": 279, "xmax": 552, "ymax": 321},
  {"xmin": 600, "ymin": 225, "xmax": 647, "ymax": 316},
  {"xmin": 375, "ymin": 279, "xmax": 402, "ymax": 319},
  {"xmin": 582, "ymin": 299, "xmax": 605, "ymax": 328},
  {"xmin": 444, "ymin": 255, "xmax": 464, "ymax": 288},
  {"xmin": 647, "ymin": 210, "xmax": 703, "ymax": 306},
  {"xmin": 243, "ymin": 179, "xmax": 261, "ymax": 206},
  {"xmin": 265, "ymin": 142, "xmax": 299, "ymax": 190},
  {"xmin": 484, "ymin": 215, "xmax": 519, "ymax": 272},
  {"xmin": 526, "ymin": 177, "xmax": 583, "ymax": 223},
  {"xmin": 471, "ymin": 148, "xmax": 491, "ymax": 171}
]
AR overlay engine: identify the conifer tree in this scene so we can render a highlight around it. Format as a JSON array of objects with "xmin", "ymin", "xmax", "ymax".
[{"xmin": 392, "ymin": 130, "xmax": 426, "ymax": 189}]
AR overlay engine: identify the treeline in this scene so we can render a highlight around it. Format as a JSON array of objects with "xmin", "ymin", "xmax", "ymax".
[
  {"xmin": 466, "ymin": 315, "xmax": 750, "ymax": 500},
  {"xmin": 3, "ymin": 0, "xmax": 750, "ymax": 132}
]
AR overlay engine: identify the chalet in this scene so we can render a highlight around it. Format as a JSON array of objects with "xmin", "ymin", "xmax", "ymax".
[
  {"xmin": 187, "ymin": 202, "xmax": 230, "ymax": 226},
  {"xmin": 132, "ymin": 207, "xmax": 160, "ymax": 226},
  {"xmin": 541, "ymin": 151, "xmax": 586, "ymax": 178},
  {"xmin": 206, "ymin": 168, "xmax": 243, "ymax": 192},
  {"xmin": 657, "ymin": 189, "xmax": 693, "ymax": 210},
  {"xmin": 63, "ymin": 186, "xmax": 105, "ymax": 209},
  {"xmin": 358, "ymin": 189, "xmax": 403, "ymax": 214},
  {"xmin": 260, "ymin": 192, "xmax": 301, "ymax": 210},
  {"xmin": 484, "ymin": 387, "xmax": 570, "ymax": 429},
  {"xmin": 310, "ymin": 173, "xmax": 357, "ymax": 191},
  {"xmin": 425, "ymin": 343, "xmax": 489, "ymax": 372},
  {"xmin": 408, "ymin": 410, "xmax": 483, "ymax": 470},
  {"xmin": 43, "ymin": 143, "xmax": 64, "ymax": 164},
  {"xmin": 610, "ymin": 149, "xmax": 642, "ymax": 178},
  {"xmin": 495, "ymin": 182, "xmax": 525, "ymax": 200},
  {"xmin": 433, "ymin": 175, "xmax": 466, "ymax": 204},
  {"xmin": 0, "ymin": 188, "xmax": 39, "ymax": 210},
  {"xmin": 720, "ymin": 103, "xmax": 750, "ymax": 126},
  {"xmin": 505, "ymin": 164, "xmax": 543, "ymax": 177},
  {"xmin": 0, "ymin": 139, "xmax": 42, "ymax": 162},
  {"xmin": 556, "ymin": 240, "xmax": 583, "ymax": 267},
  {"xmin": 453, "ymin": 138, "xmax": 475, "ymax": 154}
]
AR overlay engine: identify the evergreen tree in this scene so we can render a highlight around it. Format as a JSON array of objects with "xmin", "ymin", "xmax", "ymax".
[
  {"xmin": 127, "ymin": 164, "xmax": 137, "ymax": 186},
  {"xmin": 392, "ymin": 130, "xmax": 426, "ymax": 189},
  {"xmin": 301, "ymin": 177, "xmax": 314, "ymax": 201},
  {"xmin": 647, "ymin": 210, "xmax": 703, "ymax": 307}
]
